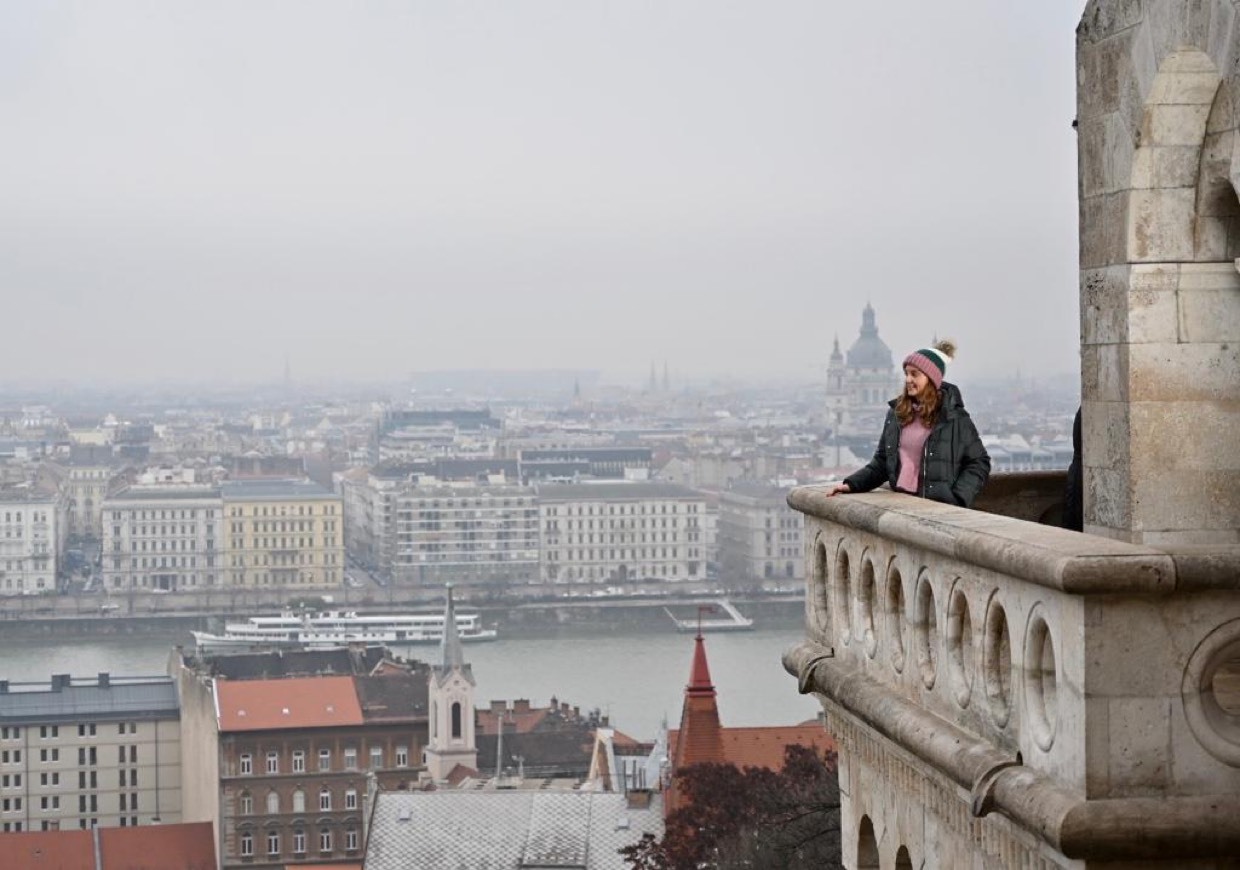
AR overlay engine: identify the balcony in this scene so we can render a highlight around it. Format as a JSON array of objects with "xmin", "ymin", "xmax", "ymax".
[{"xmin": 783, "ymin": 482, "xmax": 1240, "ymax": 867}]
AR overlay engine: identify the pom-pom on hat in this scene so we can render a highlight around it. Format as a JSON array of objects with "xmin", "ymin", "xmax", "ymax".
[{"xmin": 903, "ymin": 339, "xmax": 956, "ymax": 389}]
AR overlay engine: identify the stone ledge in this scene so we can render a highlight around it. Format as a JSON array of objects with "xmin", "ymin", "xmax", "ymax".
[
  {"xmin": 785, "ymin": 640, "xmax": 1240, "ymax": 861},
  {"xmin": 788, "ymin": 487, "xmax": 1187, "ymax": 594}
]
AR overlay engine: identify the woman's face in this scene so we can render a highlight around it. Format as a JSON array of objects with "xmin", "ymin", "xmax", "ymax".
[{"xmin": 904, "ymin": 365, "xmax": 930, "ymax": 397}]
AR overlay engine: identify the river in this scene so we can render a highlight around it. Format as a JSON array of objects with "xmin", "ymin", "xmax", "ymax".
[{"xmin": 0, "ymin": 623, "xmax": 821, "ymax": 742}]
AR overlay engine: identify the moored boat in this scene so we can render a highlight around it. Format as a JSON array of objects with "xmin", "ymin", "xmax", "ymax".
[{"xmin": 191, "ymin": 609, "xmax": 497, "ymax": 653}]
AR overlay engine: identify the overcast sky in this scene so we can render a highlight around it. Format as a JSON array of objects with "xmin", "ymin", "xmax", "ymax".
[{"xmin": 2, "ymin": 1, "xmax": 1087, "ymax": 388}]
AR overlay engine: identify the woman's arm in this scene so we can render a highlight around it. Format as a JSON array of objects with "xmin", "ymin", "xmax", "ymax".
[{"xmin": 951, "ymin": 415, "xmax": 991, "ymax": 508}]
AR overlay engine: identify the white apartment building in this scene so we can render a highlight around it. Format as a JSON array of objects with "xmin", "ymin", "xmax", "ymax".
[
  {"xmin": 101, "ymin": 486, "xmax": 222, "ymax": 592},
  {"xmin": 0, "ymin": 486, "xmax": 64, "ymax": 596},
  {"xmin": 391, "ymin": 482, "xmax": 539, "ymax": 588},
  {"xmin": 0, "ymin": 673, "xmax": 181, "ymax": 832},
  {"xmin": 716, "ymin": 482, "xmax": 804, "ymax": 587},
  {"xmin": 538, "ymin": 483, "xmax": 706, "ymax": 585}
]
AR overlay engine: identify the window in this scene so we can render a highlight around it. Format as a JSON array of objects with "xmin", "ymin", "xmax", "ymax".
[
  {"xmin": 344, "ymin": 789, "xmax": 357, "ymax": 811},
  {"xmin": 343, "ymin": 747, "xmax": 357, "ymax": 770},
  {"xmin": 345, "ymin": 828, "xmax": 359, "ymax": 851},
  {"xmin": 451, "ymin": 702, "xmax": 463, "ymax": 739},
  {"xmin": 239, "ymin": 792, "xmax": 253, "ymax": 815},
  {"xmin": 395, "ymin": 746, "xmax": 408, "ymax": 767},
  {"xmin": 318, "ymin": 748, "xmax": 331, "ymax": 771},
  {"xmin": 266, "ymin": 751, "xmax": 279, "ymax": 774},
  {"xmin": 319, "ymin": 789, "xmax": 331, "ymax": 811},
  {"xmin": 319, "ymin": 829, "xmax": 332, "ymax": 853},
  {"xmin": 240, "ymin": 832, "xmax": 254, "ymax": 857},
  {"xmin": 293, "ymin": 829, "xmax": 306, "ymax": 854},
  {"xmin": 292, "ymin": 789, "xmax": 305, "ymax": 813},
  {"xmin": 267, "ymin": 831, "xmax": 280, "ymax": 856},
  {"xmin": 239, "ymin": 753, "xmax": 252, "ymax": 775},
  {"xmin": 266, "ymin": 791, "xmax": 279, "ymax": 814},
  {"xmin": 369, "ymin": 746, "xmax": 383, "ymax": 769},
  {"xmin": 292, "ymin": 750, "xmax": 305, "ymax": 773}
]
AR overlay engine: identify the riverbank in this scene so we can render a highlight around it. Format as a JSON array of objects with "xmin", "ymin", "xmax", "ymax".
[{"xmin": 0, "ymin": 594, "xmax": 805, "ymax": 640}]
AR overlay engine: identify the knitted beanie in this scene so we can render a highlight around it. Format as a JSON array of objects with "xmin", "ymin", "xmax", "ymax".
[{"xmin": 903, "ymin": 339, "xmax": 956, "ymax": 389}]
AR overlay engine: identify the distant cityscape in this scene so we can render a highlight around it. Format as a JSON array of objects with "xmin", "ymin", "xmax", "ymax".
[{"xmin": 0, "ymin": 306, "xmax": 1077, "ymax": 607}]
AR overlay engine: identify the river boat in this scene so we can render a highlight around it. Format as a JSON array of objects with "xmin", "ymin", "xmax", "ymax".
[
  {"xmin": 665, "ymin": 599, "xmax": 755, "ymax": 633},
  {"xmin": 191, "ymin": 610, "xmax": 498, "ymax": 654}
]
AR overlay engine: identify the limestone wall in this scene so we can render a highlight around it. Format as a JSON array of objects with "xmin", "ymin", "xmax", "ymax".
[{"xmin": 1076, "ymin": 0, "xmax": 1240, "ymax": 547}]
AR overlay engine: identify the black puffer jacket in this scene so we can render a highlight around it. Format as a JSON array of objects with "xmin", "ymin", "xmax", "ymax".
[{"xmin": 844, "ymin": 382, "xmax": 991, "ymax": 508}]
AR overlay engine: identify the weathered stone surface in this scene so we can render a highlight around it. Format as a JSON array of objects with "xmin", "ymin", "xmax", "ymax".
[
  {"xmin": 1107, "ymin": 697, "xmax": 1172, "ymax": 795},
  {"xmin": 1127, "ymin": 187, "xmax": 1197, "ymax": 260},
  {"xmin": 1127, "ymin": 340, "xmax": 1240, "ymax": 401},
  {"xmin": 1081, "ymin": 191, "xmax": 1129, "ymax": 268}
]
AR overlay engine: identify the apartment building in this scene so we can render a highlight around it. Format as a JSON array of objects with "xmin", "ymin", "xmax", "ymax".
[
  {"xmin": 221, "ymin": 480, "xmax": 344, "ymax": 588},
  {"xmin": 538, "ymin": 483, "xmax": 706, "ymax": 585},
  {"xmin": 0, "ymin": 674, "xmax": 181, "ymax": 832},
  {"xmin": 175, "ymin": 661, "xmax": 429, "ymax": 870},
  {"xmin": 100, "ymin": 486, "xmax": 222, "ymax": 592},
  {"xmin": 0, "ymin": 484, "xmax": 64, "ymax": 596},
  {"xmin": 716, "ymin": 482, "xmax": 804, "ymax": 588},
  {"xmin": 56, "ymin": 445, "xmax": 129, "ymax": 542}
]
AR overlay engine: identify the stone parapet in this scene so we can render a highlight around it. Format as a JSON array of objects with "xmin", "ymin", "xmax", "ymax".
[{"xmin": 786, "ymin": 485, "xmax": 1240, "ymax": 867}]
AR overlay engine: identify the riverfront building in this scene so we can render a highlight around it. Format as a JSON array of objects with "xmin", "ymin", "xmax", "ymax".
[
  {"xmin": 101, "ymin": 486, "xmax": 222, "ymax": 592},
  {"xmin": 0, "ymin": 673, "xmax": 181, "ymax": 832},
  {"xmin": 220, "ymin": 480, "xmax": 344, "ymax": 588},
  {"xmin": 537, "ymin": 483, "xmax": 707, "ymax": 585},
  {"xmin": 716, "ymin": 481, "xmax": 805, "ymax": 588},
  {"xmin": 0, "ymin": 483, "xmax": 64, "ymax": 596}
]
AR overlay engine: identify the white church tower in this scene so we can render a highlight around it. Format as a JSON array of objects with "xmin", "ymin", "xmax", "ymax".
[{"xmin": 424, "ymin": 585, "xmax": 477, "ymax": 781}]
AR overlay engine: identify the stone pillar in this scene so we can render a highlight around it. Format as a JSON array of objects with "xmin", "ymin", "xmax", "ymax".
[{"xmin": 1076, "ymin": 0, "xmax": 1240, "ymax": 546}]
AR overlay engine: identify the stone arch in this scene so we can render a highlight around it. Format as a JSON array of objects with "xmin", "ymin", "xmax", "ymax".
[{"xmin": 856, "ymin": 815, "xmax": 880, "ymax": 870}]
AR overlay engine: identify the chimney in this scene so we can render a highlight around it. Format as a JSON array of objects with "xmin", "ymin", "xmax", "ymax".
[
  {"xmin": 51, "ymin": 674, "xmax": 71, "ymax": 692},
  {"xmin": 626, "ymin": 790, "xmax": 652, "ymax": 810},
  {"xmin": 97, "ymin": 673, "xmax": 110, "ymax": 689},
  {"xmin": 513, "ymin": 699, "xmax": 530, "ymax": 713},
  {"xmin": 490, "ymin": 700, "xmax": 506, "ymax": 714}
]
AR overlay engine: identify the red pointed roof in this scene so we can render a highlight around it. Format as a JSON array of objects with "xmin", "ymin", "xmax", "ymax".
[{"xmin": 686, "ymin": 634, "xmax": 714, "ymax": 697}]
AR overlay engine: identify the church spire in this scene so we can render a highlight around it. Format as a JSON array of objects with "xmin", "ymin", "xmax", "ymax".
[{"xmin": 439, "ymin": 583, "xmax": 464, "ymax": 671}]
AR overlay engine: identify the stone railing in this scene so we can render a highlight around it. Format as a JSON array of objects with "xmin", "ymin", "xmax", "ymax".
[{"xmin": 783, "ymin": 485, "xmax": 1240, "ymax": 865}]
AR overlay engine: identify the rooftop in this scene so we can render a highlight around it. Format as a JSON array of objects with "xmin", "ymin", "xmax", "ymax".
[
  {"xmin": 219, "ymin": 479, "xmax": 336, "ymax": 501},
  {"xmin": 536, "ymin": 482, "xmax": 704, "ymax": 501},
  {"xmin": 215, "ymin": 676, "xmax": 364, "ymax": 732},
  {"xmin": 0, "ymin": 675, "xmax": 178, "ymax": 725}
]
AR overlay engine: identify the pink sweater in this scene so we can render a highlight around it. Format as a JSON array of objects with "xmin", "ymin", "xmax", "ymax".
[{"xmin": 896, "ymin": 418, "xmax": 932, "ymax": 494}]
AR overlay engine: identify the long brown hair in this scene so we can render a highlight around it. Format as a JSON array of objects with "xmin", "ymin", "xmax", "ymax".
[{"xmin": 895, "ymin": 380, "xmax": 940, "ymax": 427}]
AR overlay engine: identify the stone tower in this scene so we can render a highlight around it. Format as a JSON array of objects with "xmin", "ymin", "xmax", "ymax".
[
  {"xmin": 784, "ymin": 2, "xmax": 1240, "ymax": 868},
  {"xmin": 424, "ymin": 585, "xmax": 478, "ymax": 781}
]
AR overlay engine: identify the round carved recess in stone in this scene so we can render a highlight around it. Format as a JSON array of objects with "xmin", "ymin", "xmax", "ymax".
[
  {"xmin": 913, "ymin": 570, "xmax": 938, "ymax": 690},
  {"xmin": 1024, "ymin": 608, "xmax": 1058, "ymax": 752},
  {"xmin": 1182, "ymin": 618, "xmax": 1240, "ymax": 767},
  {"xmin": 834, "ymin": 542, "xmax": 852, "ymax": 646},
  {"xmin": 983, "ymin": 593, "xmax": 1013, "ymax": 728},
  {"xmin": 946, "ymin": 581, "xmax": 975, "ymax": 708},
  {"xmin": 858, "ymin": 553, "xmax": 878, "ymax": 659},
  {"xmin": 809, "ymin": 535, "xmax": 832, "ymax": 644},
  {"xmin": 885, "ymin": 560, "xmax": 906, "ymax": 674}
]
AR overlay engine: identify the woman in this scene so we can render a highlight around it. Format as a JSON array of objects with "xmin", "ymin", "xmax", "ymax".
[{"xmin": 828, "ymin": 340, "xmax": 990, "ymax": 508}]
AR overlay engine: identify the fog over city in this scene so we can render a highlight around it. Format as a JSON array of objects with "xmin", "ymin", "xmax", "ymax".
[{"xmin": 3, "ymin": 1, "xmax": 1085, "ymax": 388}]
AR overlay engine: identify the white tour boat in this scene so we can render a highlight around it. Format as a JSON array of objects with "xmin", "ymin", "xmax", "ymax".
[{"xmin": 191, "ymin": 610, "xmax": 498, "ymax": 654}]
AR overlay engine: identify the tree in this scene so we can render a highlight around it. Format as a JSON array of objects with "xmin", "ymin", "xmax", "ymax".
[{"xmin": 621, "ymin": 744, "xmax": 842, "ymax": 870}]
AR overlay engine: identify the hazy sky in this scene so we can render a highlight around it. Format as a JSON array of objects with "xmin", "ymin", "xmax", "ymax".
[{"xmin": 2, "ymin": 1, "xmax": 1086, "ymax": 387}]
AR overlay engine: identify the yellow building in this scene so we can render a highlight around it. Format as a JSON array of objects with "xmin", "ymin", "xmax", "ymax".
[{"xmin": 221, "ymin": 480, "xmax": 344, "ymax": 588}]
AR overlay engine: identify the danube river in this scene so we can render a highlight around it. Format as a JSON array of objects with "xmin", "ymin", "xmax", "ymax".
[{"xmin": 0, "ymin": 623, "xmax": 820, "ymax": 742}]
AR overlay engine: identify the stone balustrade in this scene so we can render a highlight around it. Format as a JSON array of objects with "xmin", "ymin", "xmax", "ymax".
[{"xmin": 784, "ymin": 485, "xmax": 1240, "ymax": 867}]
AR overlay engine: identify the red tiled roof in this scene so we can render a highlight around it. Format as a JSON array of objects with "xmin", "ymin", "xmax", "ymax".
[
  {"xmin": 216, "ymin": 676, "xmax": 363, "ymax": 731},
  {"xmin": 0, "ymin": 830, "xmax": 93, "ymax": 869},
  {"xmin": 476, "ymin": 707, "xmax": 549, "ymax": 735},
  {"xmin": 100, "ymin": 822, "xmax": 217, "ymax": 869},
  {"xmin": 0, "ymin": 823, "xmax": 216, "ymax": 870},
  {"xmin": 720, "ymin": 725, "xmax": 836, "ymax": 771}
]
